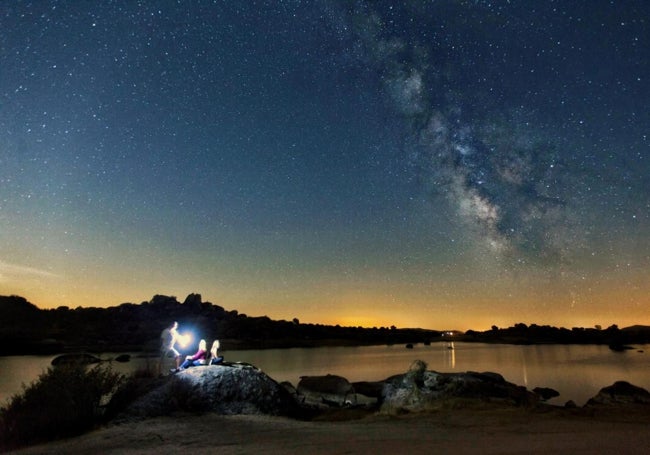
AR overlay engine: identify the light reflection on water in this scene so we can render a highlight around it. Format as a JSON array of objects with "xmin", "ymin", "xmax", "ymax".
[{"xmin": 1, "ymin": 343, "xmax": 648, "ymax": 406}]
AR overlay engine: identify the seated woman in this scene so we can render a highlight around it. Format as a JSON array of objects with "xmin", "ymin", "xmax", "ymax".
[
  {"xmin": 178, "ymin": 339, "xmax": 208, "ymax": 370},
  {"xmin": 208, "ymin": 339, "xmax": 224, "ymax": 365}
]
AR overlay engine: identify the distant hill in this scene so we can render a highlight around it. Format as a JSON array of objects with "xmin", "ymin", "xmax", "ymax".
[
  {"xmin": 462, "ymin": 322, "xmax": 650, "ymax": 346},
  {"xmin": 0, "ymin": 294, "xmax": 441, "ymax": 355},
  {"xmin": 2, "ymin": 294, "xmax": 649, "ymax": 356},
  {"xmin": 622, "ymin": 325, "xmax": 650, "ymax": 332},
  {"xmin": 0, "ymin": 295, "xmax": 40, "ymax": 319}
]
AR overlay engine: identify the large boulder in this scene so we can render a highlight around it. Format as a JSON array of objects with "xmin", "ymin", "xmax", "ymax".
[
  {"xmin": 297, "ymin": 374, "xmax": 356, "ymax": 407},
  {"xmin": 585, "ymin": 381, "xmax": 650, "ymax": 407},
  {"xmin": 120, "ymin": 363, "xmax": 298, "ymax": 419},
  {"xmin": 533, "ymin": 386, "xmax": 560, "ymax": 401},
  {"xmin": 380, "ymin": 361, "xmax": 538, "ymax": 414},
  {"xmin": 352, "ymin": 380, "xmax": 384, "ymax": 399},
  {"xmin": 51, "ymin": 353, "xmax": 101, "ymax": 366}
]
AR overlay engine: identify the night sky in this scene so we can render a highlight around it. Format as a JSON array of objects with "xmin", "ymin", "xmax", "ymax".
[{"xmin": 1, "ymin": 1, "xmax": 648, "ymax": 330}]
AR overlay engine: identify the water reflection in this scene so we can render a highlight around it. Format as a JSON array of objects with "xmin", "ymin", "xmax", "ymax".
[
  {"xmin": 521, "ymin": 349, "xmax": 528, "ymax": 389},
  {"xmin": 443, "ymin": 341, "xmax": 455, "ymax": 369}
]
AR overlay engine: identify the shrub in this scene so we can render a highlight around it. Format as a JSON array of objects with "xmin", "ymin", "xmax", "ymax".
[
  {"xmin": 0, "ymin": 363, "xmax": 124, "ymax": 451},
  {"xmin": 102, "ymin": 370, "xmax": 164, "ymax": 420}
]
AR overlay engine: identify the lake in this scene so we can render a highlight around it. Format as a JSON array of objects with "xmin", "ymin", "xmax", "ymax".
[{"xmin": 1, "ymin": 342, "xmax": 648, "ymax": 407}]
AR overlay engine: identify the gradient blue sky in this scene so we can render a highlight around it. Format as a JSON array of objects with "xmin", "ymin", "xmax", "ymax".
[{"xmin": 1, "ymin": 1, "xmax": 648, "ymax": 330}]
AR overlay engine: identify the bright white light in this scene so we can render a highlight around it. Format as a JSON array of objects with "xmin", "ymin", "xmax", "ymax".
[{"xmin": 178, "ymin": 332, "xmax": 192, "ymax": 348}]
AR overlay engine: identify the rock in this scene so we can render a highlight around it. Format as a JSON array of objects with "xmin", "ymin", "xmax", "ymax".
[
  {"xmin": 114, "ymin": 354, "xmax": 131, "ymax": 363},
  {"xmin": 585, "ymin": 381, "xmax": 650, "ymax": 407},
  {"xmin": 533, "ymin": 386, "xmax": 560, "ymax": 401},
  {"xmin": 120, "ymin": 363, "xmax": 298, "ymax": 419},
  {"xmin": 297, "ymin": 374, "xmax": 356, "ymax": 407},
  {"xmin": 182, "ymin": 293, "xmax": 202, "ymax": 307},
  {"xmin": 352, "ymin": 381, "xmax": 384, "ymax": 399},
  {"xmin": 51, "ymin": 353, "xmax": 101, "ymax": 366},
  {"xmin": 280, "ymin": 381, "xmax": 298, "ymax": 398},
  {"xmin": 564, "ymin": 400, "xmax": 577, "ymax": 408},
  {"xmin": 380, "ymin": 369, "xmax": 538, "ymax": 414}
]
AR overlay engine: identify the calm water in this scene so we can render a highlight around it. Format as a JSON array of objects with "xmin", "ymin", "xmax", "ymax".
[{"xmin": 1, "ymin": 343, "xmax": 648, "ymax": 407}]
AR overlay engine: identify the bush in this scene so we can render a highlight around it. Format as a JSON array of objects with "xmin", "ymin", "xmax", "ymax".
[
  {"xmin": 0, "ymin": 363, "xmax": 124, "ymax": 451},
  {"xmin": 102, "ymin": 369, "xmax": 164, "ymax": 421}
]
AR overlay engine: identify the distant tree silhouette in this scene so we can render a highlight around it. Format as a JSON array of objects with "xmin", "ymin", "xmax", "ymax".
[{"xmin": 3, "ymin": 294, "xmax": 650, "ymax": 353}]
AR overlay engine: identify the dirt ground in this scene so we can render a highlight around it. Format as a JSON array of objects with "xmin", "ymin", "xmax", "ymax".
[{"xmin": 8, "ymin": 405, "xmax": 650, "ymax": 455}]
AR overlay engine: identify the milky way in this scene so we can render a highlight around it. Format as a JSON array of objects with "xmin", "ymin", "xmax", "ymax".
[{"xmin": 333, "ymin": 2, "xmax": 611, "ymax": 265}]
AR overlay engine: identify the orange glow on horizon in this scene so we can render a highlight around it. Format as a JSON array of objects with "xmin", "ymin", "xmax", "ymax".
[{"xmin": 5, "ymin": 267, "xmax": 650, "ymax": 333}]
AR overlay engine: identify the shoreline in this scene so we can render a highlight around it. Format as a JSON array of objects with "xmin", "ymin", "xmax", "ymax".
[
  {"xmin": 2, "ymin": 336, "xmax": 648, "ymax": 358},
  {"xmin": 5, "ymin": 360, "xmax": 650, "ymax": 453},
  {"xmin": 3, "ymin": 343, "xmax": 649, "ymax": 410}
]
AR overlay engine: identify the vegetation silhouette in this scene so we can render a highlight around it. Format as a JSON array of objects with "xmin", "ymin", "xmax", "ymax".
[
  {"xmin": 1, "ymin": 294, "xmax": 649, "ymax": 356},
  {"xmin": 0, "ymin": 294, "xmax": 440, "ymax": 355},
  {"xmin": 0, "ymin": 362, "xmax": 124, "ymax": 451}
]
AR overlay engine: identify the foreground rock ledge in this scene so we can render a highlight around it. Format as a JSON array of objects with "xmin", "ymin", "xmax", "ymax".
[
  {"xmin": 121, "ymin": 363, "xmax": 299, "ymax": 419},
  {"xmin": 118, "ymin": 362, "xmax": 650, "ymax": 421}
]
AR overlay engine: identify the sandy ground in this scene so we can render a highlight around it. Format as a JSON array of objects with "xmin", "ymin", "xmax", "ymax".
[{"xmin": 8, "ymin": 406, "xmax": 650, "ymax": 455}]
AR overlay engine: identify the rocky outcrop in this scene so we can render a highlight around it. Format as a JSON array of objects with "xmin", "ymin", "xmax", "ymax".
[
  {"xmin": 115, "ymin": 360, "xmax": 650, "ymax": 422},
  {"xmin": 378, "ymin": 361, "xmax": 538, "ymax": 414},
  {"xmin": 120, "ymin": 363, "xmax": 298, "ymax": 419},
  {"xmin": 51, "ymin": 353, "xmax": 101, "ymax": 366},
  {"xmin": 351, "ymin": 380, "xmax": 384, "ymax": 399},
  {"xmin": 585, "ymin": 381, "xmax": 650, "ymax": 407},
  {"xmin": 297, "ymin": 374, "xmax": 356, "ymax": 407},
  {"xmin": 297, "ymin": 361, "xmax": 543, "ymax": 415},
  {"xmin": 533, "ymin": 386, "xmax": 560, "ymax": 401}
]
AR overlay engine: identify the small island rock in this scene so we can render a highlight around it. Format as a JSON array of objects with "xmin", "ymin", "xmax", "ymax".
[{"xmin": 533, "ymin": 386, "xmax": 560, "ymax": 401}]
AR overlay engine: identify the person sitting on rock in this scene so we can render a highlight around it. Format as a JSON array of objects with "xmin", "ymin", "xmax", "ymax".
[
  {"xmin": 208, "ymin": 339, "xmax": 224, "ymax": 365},
  {"xmin": 177, "ymin": 339, "xmax": 208, "ymax": 371}
]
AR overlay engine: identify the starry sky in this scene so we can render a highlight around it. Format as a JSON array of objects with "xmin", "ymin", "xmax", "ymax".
[{"xmin": 1, "ymin": 1, "xmax": 648, "ymax": 331}]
